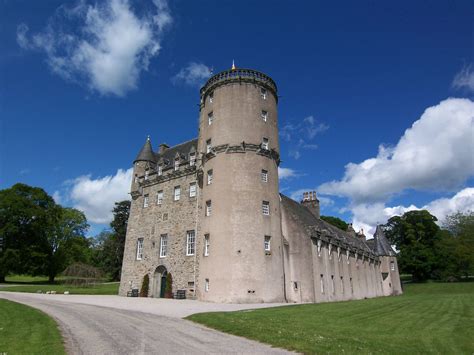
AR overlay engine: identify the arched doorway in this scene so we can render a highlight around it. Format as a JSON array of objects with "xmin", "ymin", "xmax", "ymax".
[{"xmin": 153, "ymin": 265, "xmax": 167, "ymax": 298}]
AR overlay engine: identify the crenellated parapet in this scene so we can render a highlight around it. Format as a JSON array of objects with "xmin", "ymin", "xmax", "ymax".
[{"xmin": 200, "ymin": 68, "xmax": 278, "ymax": 105}]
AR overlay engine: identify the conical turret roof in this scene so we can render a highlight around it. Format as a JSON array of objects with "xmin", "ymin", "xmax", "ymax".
[
  {"xmin": 373, "ymin": 225, "xmax": 394, "ymax": 256},
  {"xmin": 134, "ymin": 136, "xmax": 156, "ymax": 163}
]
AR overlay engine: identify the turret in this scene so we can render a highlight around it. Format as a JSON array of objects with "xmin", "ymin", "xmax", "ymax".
[
  {"xmin": 131, "ymin": 136, "xmax": 156, "ymax": 194},
  {"xmin": 373, "ymin": 225, "xmax": 403, "ymax": 296},
  {"xmin": 197, "ymin": 64, "xmax": 285, "ymax": 302}
]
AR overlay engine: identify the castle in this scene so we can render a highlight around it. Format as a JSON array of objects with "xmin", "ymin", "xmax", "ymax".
[{"xmin": 119, "ymin": 66, "xmax": 402, "ymax": 303}]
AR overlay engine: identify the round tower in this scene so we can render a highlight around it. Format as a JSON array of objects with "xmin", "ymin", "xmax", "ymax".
[{"xmin": 197, "ymin": 67, "xmax": 285, "ymax": 303}]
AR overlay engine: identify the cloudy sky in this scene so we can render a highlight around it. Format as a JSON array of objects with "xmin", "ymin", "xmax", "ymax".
[{"xmin": 1, "ymin": 0, "xmax": 473, "ymax": 236}]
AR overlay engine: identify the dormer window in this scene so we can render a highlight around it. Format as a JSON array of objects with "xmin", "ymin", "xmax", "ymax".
[
  {"xmin": 262, "ymin": 138, "xmax": 269, "ymax": 150},
  {"xmin": 261, "ymin": 88, "xmax": 267, "ymax": 100},
  {"xmin": 158, "ymin": 165, "xmax": 162, "ymax": 176},
  {"xmin": 206, "ymin": 139, "xmax": 212, "ymax": 154},
  {"xmin": 144, "ymin": 170, "xmax": 149, "ymax": 180},
  {"xmin": 209, "ymin": 92, "xmax": 214, "ymax": 103},
  {"xmin": 189, "ymin": 152, "xmax": 196, "ymax": 166},
  {"xmin": 174, "ymin": 158, "xmax": 179, "ymax": 171},
  {"xmin": 261, "ymin": 110, "xmax": 268, "ymax": 122},
  {"xmin": 208, "ymin": 112, "xmax": 214, "ymax": 126}
]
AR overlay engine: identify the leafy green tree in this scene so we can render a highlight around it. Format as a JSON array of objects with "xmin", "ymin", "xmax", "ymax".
[
  {"xmin": 384, "ymin": 210, "xmax": 440, "ymax": 281},
  {"xmin": 321, "ymin": 215, "xmax": 348, "ymax": 231},
  {"xmin": 434, "ymin": 211, "xmax": 474, "ymax": 280},
  {"xmin": 43, "ymin": 207, "xmax": 89, "ymax": 283},
  {"xmin": 93, "ymin": 201, "xmax": 130, "ymax": 280},
  {"xmin": 0, "ymin": 184, "xmax": 57, "ymax": 282}
]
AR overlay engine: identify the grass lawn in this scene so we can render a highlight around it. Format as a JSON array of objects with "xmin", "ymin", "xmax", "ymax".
[
  {"xmin": 0, "ymin": 282, "xmax": 119, "ymax": 295},
  {"xmin": 0, "ymin": 299, "xmax": 65, "ymax": 354},
  {"xmin": 188, "ymin": 282, "xmax": 474, "ymax": 354}
]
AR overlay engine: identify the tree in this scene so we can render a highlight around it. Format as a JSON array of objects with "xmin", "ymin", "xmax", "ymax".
[
  {"xmin": 0, "ymin": 184, "xmax": 57, "ymax": 282},
  {"xmin": 91, "ymin": 201, "xmax": 130, "ymax": 281},
  {"xmin": 384, "ymin": 210, "xmax": 440, "ymax": 281},
  {"xmin": 42, "ymin": 207, "xmax": 89, "ymax": 283},
  {"xmin": 321, "ymin": 215, "xmax": 348, "ymax": 231},
  {"xmin": 434, "ymin": 211, "xmax": 474, "ymax": 280},
  {"xmin": 0, "ymin": 184, "xmax": 90, "ymax": 283}
]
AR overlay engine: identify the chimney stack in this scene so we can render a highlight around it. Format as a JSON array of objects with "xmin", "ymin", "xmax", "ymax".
[
  {"xmin": 301, "ymin": 190, "xmax": 320, "ymax": 218},
  {"xmin": 159, "ymin": 143, "xmax": 169, "ymax": 154}
]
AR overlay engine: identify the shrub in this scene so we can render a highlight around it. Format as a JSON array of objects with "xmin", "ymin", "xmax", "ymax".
[
  {"xmin": 165, "ymin": 272, "xmax": 173, "ymax": 298},
  {"xmin": 140, "ymin": 274, "xmax": 149, "ymax": 297}
]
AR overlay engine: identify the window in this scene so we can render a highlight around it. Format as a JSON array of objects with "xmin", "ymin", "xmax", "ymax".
[
  {"xmin": 134, "ymin": 175, "xmax": 138, "ymax": 183},
  {"xmin": 174, "ymin": 186, "xmax": 181, "ymax": 201},
  {"xmin": 209, "ymin": 92, "xmax": 214, "ymax": 103},
  {"xmin": 261, "ymin": 169, "xmax": 268, "ymax": 182},
  {"xmin": 331, "ymin": 275, "xmax": 335, "ymax": 294},
  {"xmin": 157, "ymin": 191, "xmax": 163, "ymax": 205},
  {"xmin": 144, "ymin": 170, "xmax": 149, "ymax": 180},
  {"xmin": 206, "ymin": 139, "xmax": 212, "ymax": 153},
  {"xmin": 189, "ymin": 182, "xmax": 197, "ymax": 197},
  {"xmin": 320, "ymin": 274, "xmax": 324, "ymax": 293},
  {"xmin": 163, "ymin": 213, "xmax": 168, "ymax": 221},
  {"xmin": 160, "ymin": 235, "xmax": 168, "ymax": 258},
  {"xmin": 174, "ymin": 158, "xmax": 180, "ymax": 171},
  {"xmin": 136, "ymin": 238, "xmax": 144, "ymax": 260},
  {"xmin": 205, "ymin": 278, "xmax": 210, "ymax": 292},
  {"xmin": 204, "ymin": 234, "xmax": 210, "ymax": 256},
  {"xmin": 207, "ymin": 169, "xmax": 213, "ymax": 185},
  {"xmin": 390, "ymin": 260, "xmax": 395, "ymax": 271},
  {"xmin": 264, "ymin": 236, "xmax": 271, "ymax": 251},
  {"xmin": 189, "ymin": 153, "xmax": 196, "ymax": 166},
  {"xmin": 350, "ymin": 277, "xmax": 354, "ymax": 294},
  {"xmin": 261, "ymin": 110, "xmax": 268, "ymax": 122},
  {"xmin": 143, "ymin": 194, "xmax": 149, "ymax": 208},
  {"xmin": 261, "ymin": 88, "xmax": 267, "ymax": 99},
  {"xmin": 186, "ymin": 230, "xmax": 195, "ymax": 256},
  {"xmin": 262, "ymin": 137, "xmax": 269, "ymax": 150},
  {"xmin": 158, "ymin": 165, "xmax": 162, "ymax": 176},
  {"xmin": 262, "ymin": 201, "xmax": 270, "ymax": 215},
  {"xmin": 206, "ymin": 200, "xmax": 212, "ymax": 216},
  {"xmin": 340, "ymin": 276, "xmax": 344, "ymax": 294},
  {"xmin": 208, "ymin": 112, "xmax": 214, "ymax": 125}
]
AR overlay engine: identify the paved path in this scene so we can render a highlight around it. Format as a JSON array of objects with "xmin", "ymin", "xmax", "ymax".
[{"xmin": 0, "ymin": 292, "xmax": 293, "ymax": 354}]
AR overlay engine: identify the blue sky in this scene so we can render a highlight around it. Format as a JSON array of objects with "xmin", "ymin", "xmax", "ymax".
[{"xmin": 1, "ymin": 0, "xmax": 473, "ymax": 236}]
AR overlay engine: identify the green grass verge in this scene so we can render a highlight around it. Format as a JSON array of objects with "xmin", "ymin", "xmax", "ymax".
[
  {"xmin": 187, "ymin": 283, "xmax": 474, "ymax": 354},
  {"xmin": 0, "ymin": 299, "xmax": 65, "ymax": 354},
  {"xmin": 0, "ymin": 282, "xmax": 119, "ymax": 295}
]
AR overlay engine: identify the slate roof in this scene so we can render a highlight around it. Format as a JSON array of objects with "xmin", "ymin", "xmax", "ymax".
[
  {"xmin": 372, "ymin": 225, "xmax": 394, "ymax": 256},
  {"xmin": 134, "ymin": 137, "xmax": 155, "ymax": 163},
  {"xmin": 280, "ymin": 194, "xmax": 376, "ymax": 256},
  {"xmin": 154, "ymin": 139, "xmax": 198, "ymax": 167},
  {"xmin": 134, "ymin": 137, "xmax": 198, "ymax": 168}
]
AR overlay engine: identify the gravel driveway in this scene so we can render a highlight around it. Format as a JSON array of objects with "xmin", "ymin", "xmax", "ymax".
[{"xmin": 0, "ymin": 292, "xmax": 293, "ymax": 354}]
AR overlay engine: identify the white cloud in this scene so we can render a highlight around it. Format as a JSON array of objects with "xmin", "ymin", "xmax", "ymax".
[
  {"xmin": 351, "ymin": 187, "xmax": 474, "ymax": 236},
  {"xmin": 17, "ymin": 0, "xmax": 172, "ymax": 96},
  {"xmin": 57, "ymin": 168, "xmax": 132, "ymax": 224},
  {"xmin": 453, "ymin": 64, "xmax": 474, "ymax": 93},
  {"xmin": 278, "ymin": 167, "xmax": 298, "ymax": 180},
  {"xmin": 319, "ymin": 98, "xmax": 474, "ymax": 203},
  {"xmin": 172, "ymin": 62, "xmax": 212, "ymax": 87}
]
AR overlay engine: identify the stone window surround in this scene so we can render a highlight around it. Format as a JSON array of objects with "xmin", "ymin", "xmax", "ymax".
[
  {"xmin": 159, "ymin": 234, "xmax": 168, "ymax": 258},
  {"xmin": 136, "ymin": 238, "xmax": 144, "ymax": 260},
  {"xmin": 186, "ymin": 230, "xmax": 195, "ymax": 256}
]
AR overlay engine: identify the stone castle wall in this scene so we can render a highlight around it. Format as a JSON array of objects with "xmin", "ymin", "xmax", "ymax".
[{"xmin": 119, "ymin": 169, "xmax": 199, "ymax": 298}]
